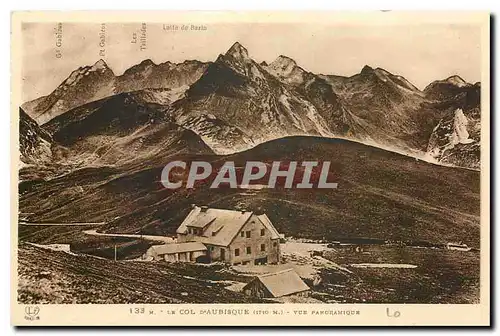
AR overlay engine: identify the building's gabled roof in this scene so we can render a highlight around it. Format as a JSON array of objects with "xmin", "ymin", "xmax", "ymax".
[
  {"xmin": 257, "ymin": 214, "xmax": 281, "ymax": 240},
  {"xmin": 149, "ymin": 242, "xmax": 207, "ymax": 255},
  {"xmin": 245, "ymin": 269, "xmax": 310, "ymax": 298},
  {"xmin": 186, "ymin": 217, "xmax": 215, "ymax": 229},
  {"xmin": 177, "ymin": 206, "xmax": 254, "ymax": 246}
]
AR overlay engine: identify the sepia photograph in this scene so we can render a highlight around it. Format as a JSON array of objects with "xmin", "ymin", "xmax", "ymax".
[{"xmin": 10, "ymin": 11, "xmax": 490, "ymax": 326}]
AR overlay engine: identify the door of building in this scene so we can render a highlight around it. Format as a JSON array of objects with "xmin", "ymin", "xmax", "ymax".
[
  {"xmin": 255, "ymin": 256, "xmax": 268, "ymax": 265},
  {"xmin": 220, "ymin": 248, "xmax": 226, "ymax": 261}
]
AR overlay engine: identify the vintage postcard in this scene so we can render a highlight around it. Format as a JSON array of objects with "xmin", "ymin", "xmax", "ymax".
[{"xmin": 11, "ymin": 11, "xmax": 490, "ymax": 326}]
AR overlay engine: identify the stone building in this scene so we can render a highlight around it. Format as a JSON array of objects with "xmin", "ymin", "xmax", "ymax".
[{"xmin": 176, "ymin": 205, "xmax": 281, "ymax": 265}]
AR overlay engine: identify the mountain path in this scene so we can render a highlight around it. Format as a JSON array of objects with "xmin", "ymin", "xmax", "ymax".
[{"xmin": 83, "ymin": 229, "xmax": 175, "ymax": 244}]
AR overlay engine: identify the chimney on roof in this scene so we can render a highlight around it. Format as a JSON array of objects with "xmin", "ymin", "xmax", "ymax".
[
  {"xmin": 200, "ymin": 206, "xmax": 208, "ymax": 212},
  {"xmin": 191, "ymin": 204, "xmax": 196, "ymax": 209}
]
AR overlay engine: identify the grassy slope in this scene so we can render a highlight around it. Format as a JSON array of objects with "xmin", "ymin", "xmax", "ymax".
[
  {"xmin": 17, "ymin": 244, "xmax": 264, "ymax": 304},
  {"xmin": 315, "ymin": 245, "xmax": 479, "ymax": 304}
]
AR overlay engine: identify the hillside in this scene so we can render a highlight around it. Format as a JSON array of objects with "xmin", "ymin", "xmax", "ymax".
[
  {"xmin": 19, "ymin": 108, "xmax": 53, "ymax": 165},
  {"xmin": 22, "ymin": 60, "xmax": 116, "ymax": 124},
  {"xmin": 171, "ymin": 42, "xmax": 342, "ymax": 152},
  {"xmin": 424, "ymin": 81, "xmax": 481, "ymax": 168},
  {"xmin": 19, "ymin": 136, "xmax": 480, "ymax": 246},
  {"xmin": 41, "ymin": 92, "xmax": 214, "ymax": 168}
]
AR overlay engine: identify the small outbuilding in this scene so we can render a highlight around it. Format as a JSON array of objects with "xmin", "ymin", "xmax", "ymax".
[
  {"xmin": 242, "ymin": 268, "xmax": 310, "ymax": 298},
  {"xmin": 142, "ymin": 242, "xmax": 207, "ymax": 262}
]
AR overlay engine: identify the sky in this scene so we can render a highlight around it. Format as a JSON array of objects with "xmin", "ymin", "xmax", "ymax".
[{"xmin": 21, "ymin": 22, "xmax": 482, "ymax": 102}]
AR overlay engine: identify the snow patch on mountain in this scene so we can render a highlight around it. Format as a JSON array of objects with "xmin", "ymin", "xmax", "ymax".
[
  {"xmin": 301, "ymin": 99, "xmax": 333, "ymax": 137},
  {"xmin": 426, "ymin": 108, "xmax": 477, "ymax": 165},
  {"xmin": 451, "ymin": 109, "xmax": 474, "ymax": 145}
]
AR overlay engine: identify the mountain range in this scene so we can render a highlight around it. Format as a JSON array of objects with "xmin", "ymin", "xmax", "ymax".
[
  {"xmin": 22, "ymin": 59, "xmax": 208, "ymax": 125},
  {"xmin": 21, "ymin": 42, "xmax": 481, "ymax": 170}
]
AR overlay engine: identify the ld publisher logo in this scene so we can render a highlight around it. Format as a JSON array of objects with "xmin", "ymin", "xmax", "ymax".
[{"xmin": 24, "ymin": 306, "xmax": 40, "ymax": 321}]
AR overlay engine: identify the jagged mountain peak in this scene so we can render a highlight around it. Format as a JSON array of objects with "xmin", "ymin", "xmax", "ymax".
[
  {"xmin": 90, "ymin": 59, "xmax": 112, "ymax": 72},
  {"xmin": 208, "ymin": 42, "xmax": 269, "ymax": 81},
  {"xmin": 225, "ymin": 42, "xmax": 250, "ymax": 60},
  {"xmin": 265, "ymin": 54, "xmax": 304, "ymax": 83},
  {"xmin": 271, "ymin": 55, "xmax": 297, "ymax": 68},
  {"xmin": 121, "ymin": 58, "xmax": 157, "ymax": 76},
  {"xmin": 352, "ymin": 65, "xmax": 421, "ymax": 92},
  {"xmin": 67, "ymin": 59, "xmax": 113, "ymax": 82},
  {"xmin": 360, "ymin": 65, "xmax": 375, "ymax": 74}
]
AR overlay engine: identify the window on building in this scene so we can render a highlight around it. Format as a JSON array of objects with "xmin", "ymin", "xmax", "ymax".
[
  {"xmin": 235, "ymin": 248, "xmax": 240, "ymax": 256},
  {"xmin": 261, "ymin": 244, "xmax": 266, "ymax": 252},
  {"xmin": 240, "ymin": 231, "xmax": 244, "ymax": 237},
  {"xmin": 260, "ymin": 229, "xmax": 265, "ymax": 236},
  {"xmin": 273, "ymin": 241, "xmax": 278, "ymax": 247},
  {"xmin": 246, "ymin": 246, "xmax": 251, "ymax": 254},
  {"xmin": 246, "ymin": 231, "xmax": 251, "ymax": 238}
]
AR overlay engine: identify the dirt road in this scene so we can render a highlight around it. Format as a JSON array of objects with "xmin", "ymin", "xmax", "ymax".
[
  {"xmin": 20, "ymin": 222, "xmax": 105, "ymax": 226},
  {"xmin": 83, "ymin": 229, "xmax": 175, "ymax": 244}
]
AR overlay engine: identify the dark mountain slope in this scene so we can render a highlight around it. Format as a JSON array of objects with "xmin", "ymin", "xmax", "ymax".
[
  {"xmin": 20, "ymin": 136, "xmax": 480, "ymax": 246},
  {"xmin": 41, "ymin": 92, "xmax": 213, "ymax": 167},
  {"xmin": 264, "ymin": 55, "xmax": 351, "ymax": 135},
  {"xmin": 19, "ymin": 108, "xmax": 53, "ymax": 164}
]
